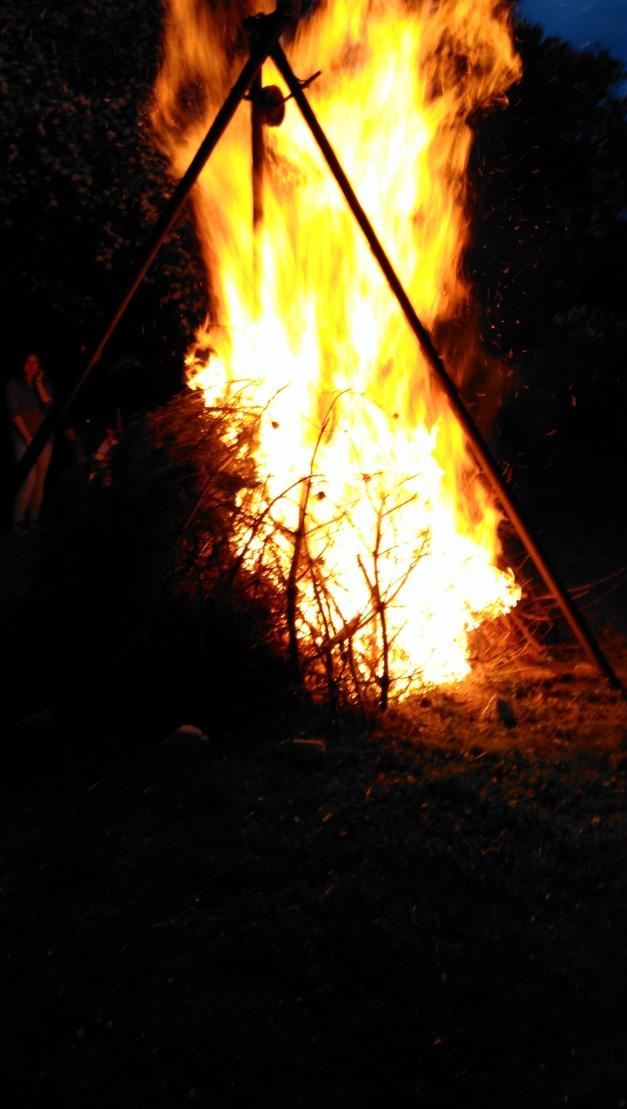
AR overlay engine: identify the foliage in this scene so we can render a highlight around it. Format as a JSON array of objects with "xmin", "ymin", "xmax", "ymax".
[
  {"xmin": 0, "ymin": 0, "xmax": 205, "ymax": 388},
  {"xmin": 469, "ymin": 18, "xmax": 627, "ymax": 496}
]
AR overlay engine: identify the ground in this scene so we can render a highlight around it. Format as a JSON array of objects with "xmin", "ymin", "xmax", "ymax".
[{"xmin": 2, "ymin": 491, "xmax": 627, "ymax": 1107}]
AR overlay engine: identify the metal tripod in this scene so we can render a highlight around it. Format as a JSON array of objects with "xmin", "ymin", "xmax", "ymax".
[{"xmin": 14, "ymin": 4, "xmax": 624, "ymax": 694}]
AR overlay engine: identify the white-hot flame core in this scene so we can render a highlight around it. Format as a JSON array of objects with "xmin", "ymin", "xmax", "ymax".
[{"xmin": 153, "ymin": 0, "xmax": 522, "ymax": 692}]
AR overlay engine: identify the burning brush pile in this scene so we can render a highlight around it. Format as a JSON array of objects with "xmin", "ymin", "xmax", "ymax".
[{"xmin": 146, "ymin": 0, "xmax": 525, "ymax": 710}]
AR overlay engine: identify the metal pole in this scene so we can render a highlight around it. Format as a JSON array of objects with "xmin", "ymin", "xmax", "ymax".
[
  {"xmin": 251, "ymin": 70, "xmax": 265, "ymax": 234},
  {"xmin": 13, "ymin": 9, "xmax": 287, "ymax": 497},
  {"xmin": 271, "ymin": 42, "xmax": 624, "ymax": 694},
  {"xmin": 251, "ymin": 68, "xmax": 265, "ymax": 306}
]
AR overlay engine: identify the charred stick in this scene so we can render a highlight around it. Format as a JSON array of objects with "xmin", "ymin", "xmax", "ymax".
[
  {"xmin": 306, "ymin": 562, "xmax": 339, "ymax": 714},
  {"xmin": 286, "ymin": 482, "xmax": 310, "ymax": 684},
  {"xmin": 357, "ymin": 548, "xmax": 389, "ymax": 711},
  {"xmin": 373, "ymin": 513, "xmax": 391, "ymax": 711}
]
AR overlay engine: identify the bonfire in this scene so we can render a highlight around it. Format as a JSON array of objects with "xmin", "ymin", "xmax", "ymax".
[{"xmin": 149, "ymin": 0, "xmax": 523, "ymax": 705}]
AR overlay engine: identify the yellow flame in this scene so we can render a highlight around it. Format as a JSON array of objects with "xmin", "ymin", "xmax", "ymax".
[{"xmin": 153, "ymin": 0, "xmax": 522, "ymax": 693}]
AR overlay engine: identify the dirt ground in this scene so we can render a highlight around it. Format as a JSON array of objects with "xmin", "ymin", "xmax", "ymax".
[
  {"xmin": 3, "ymin": 576, "xmax": 627, "ymax": 1108},
  {"xmin": 1, "ymin": 476, "xmax": 626, "ymax": 1108}
]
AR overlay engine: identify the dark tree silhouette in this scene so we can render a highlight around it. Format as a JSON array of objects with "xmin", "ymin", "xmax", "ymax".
[
  {"xmin": 0, "ymin": 0, "xmax": 205, "ymax": 394},
  {"xmin": 469, "ymin": 17, "xmax": 627, "ymax": 499}
]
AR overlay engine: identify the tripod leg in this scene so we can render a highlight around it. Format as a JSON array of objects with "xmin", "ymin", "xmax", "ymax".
[
  {"xmin": 251, "ymin": 70, "xmax": 265, "ymax": 234},
  {"xmin": 251, "ymin": 68, "xmax": 265, "ymax": 307},
  {"xmin": 270, "ymin": 42, "xmax": 624, "ymax": 694},
  {"xmin": 15, "ymin": 14, "xmax": 287, "ymax": 500}
]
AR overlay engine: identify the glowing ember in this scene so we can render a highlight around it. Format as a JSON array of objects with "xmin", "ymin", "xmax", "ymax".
[{"xmin": 152, "ymin": 0, "xmax": 522, "ymax": 696}]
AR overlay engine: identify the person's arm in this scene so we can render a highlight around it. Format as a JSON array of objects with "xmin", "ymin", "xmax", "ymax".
[
  {"xmin": 12, "ymin": 413, "xmax": 33, "ymax": 444},
  {"xmin": 33, "ymin": 368, "xmax": 53, "ymax": 407}
]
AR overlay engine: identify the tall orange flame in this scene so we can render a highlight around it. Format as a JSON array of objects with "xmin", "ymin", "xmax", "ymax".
[{"xmin": 152, "ymin": 0, "xmax": 522, "ymax": 693}]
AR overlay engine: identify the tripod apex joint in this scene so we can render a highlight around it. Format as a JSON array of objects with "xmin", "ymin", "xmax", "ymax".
[{"xmin": 243, "ymin": 3, "xmax": 295, "ymax": 39}]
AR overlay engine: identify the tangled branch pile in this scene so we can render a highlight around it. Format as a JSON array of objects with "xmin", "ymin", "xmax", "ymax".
[
  {"xmin": 102, "ymin": 388, "xmax": 533, "ymax": 716},
  {"xmin": 12, "ymin": 385, "xmax": 553, "ymax": 730}
]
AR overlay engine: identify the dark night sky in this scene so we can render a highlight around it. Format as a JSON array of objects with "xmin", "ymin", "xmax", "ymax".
[{"xmin": 517, "ymin": 0, "xmax": 627, "ymax": 63}]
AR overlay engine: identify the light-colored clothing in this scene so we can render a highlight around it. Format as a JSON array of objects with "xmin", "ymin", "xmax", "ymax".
[
  {"xmin": 6, "ymin": 375, "xmax": 54, "ymax": 527},
  {"xmin": 12, "ymin": 433, "xmax": 54, "ymax": 527}
]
